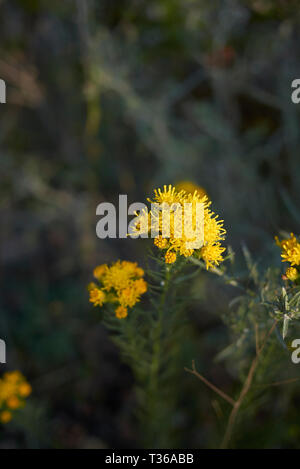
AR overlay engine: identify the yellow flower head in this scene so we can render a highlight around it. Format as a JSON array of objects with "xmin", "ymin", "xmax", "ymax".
[
  {"xmin": 115, "ymin": 306, "xmax": 128, "ymax": 319},
  {"xmin": 0, "ymin": 411, "xmax": 12, "ymax": 424},
  {"xmin": 276, "ymin": 233, "xmax": 300, "ymax": 266},
  {"xmin": 7, "ymin": 396, "xmax": 21, "ymax": 410},
  {"xmin": 18, "ymin": 382, "xmax": 32, "ymax": 398},
  {"xmin": 201, "ymin": 242, "xmax": 226, "ymax": 269},
  {"xmin": 0, "ymin": 371, "xmax": 31, "ymax": 423},
  {"xmin": 102, "ymin": 261, "xmax": 143, "ymax": 292},
  {"xmin": 135, "ymin": 185, "xmax": 226, "ymax": 269},
  {"xmin": 4, "ymin": 371, "xmax": 23, "ymax": 384},
  {"xmin": 175, "ymin": 181, "xmax": 207, "ymax": 199},
  {"xmin": 285, "ymin": 266, "xmax": 299, "ymax": 282},
  {"xmin": 89, "ymin": 288, "xmax": 106, "ymax": 307},
  {"xmin": 89, "ymin": 261, "xmax": 147, "ymax": 319},
  {"xmin": 148, "ymin": 185, "xmax": 183, "ymax": 205},
  {"xmin": 133, "ymin": 278, "xmax": 148, "ymax": 295},
  {"xmin": 93, "ymin": 264, "xmax": 108, "ymax": 280},
  {"xmin": 118, "ymin": 286, "xmax": 141, "ymax": 308}
]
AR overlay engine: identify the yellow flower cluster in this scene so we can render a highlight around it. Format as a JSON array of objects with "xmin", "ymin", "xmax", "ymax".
[
  {"xmin": 175, "ymin": 181, "xmax": 207, "ymax": 199},
  {"xmin": 134, "ymin": 185, "xmax": 226, "ymax": 269},
  {"xmin": 89, "ymin": 261, "xmax": 147, "ymax": 319},
  {"xmin": 276, "ymin": 233, "xmax": 300, "ymax": 281},
  {"xmin": 0, "ymin": 371, "xmax": 32, "ymax": 424}
]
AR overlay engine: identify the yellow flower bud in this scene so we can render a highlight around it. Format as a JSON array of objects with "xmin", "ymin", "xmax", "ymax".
[
  {"xmin": 115, "ymin": 306, "xmax": 128, "ymax": 319},
  {"xmin": 0, "ymin": 411, "xmax": 12, "ymax": 424},
  {"xmin": 286, "ymin": 267, "xmax": 299, "ymax": 281},
  {"xmin": 165, "ymin": 251, "xmax": 177, "ymax": 264}
]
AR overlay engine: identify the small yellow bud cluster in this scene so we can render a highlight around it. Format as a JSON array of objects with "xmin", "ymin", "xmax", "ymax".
[
  {"xmin": 0, "ymin": 371, "xmax": 32, "ymax": 424},
  {"xmin": 165, "ymin": 251, "xmax": 177, "ymax": 264},
  {"xmin": 154, "ymin": 236, "xmax": 168, "ymax": 249}
]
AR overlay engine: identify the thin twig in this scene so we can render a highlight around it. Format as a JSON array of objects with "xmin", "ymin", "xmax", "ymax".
[
  {"xmin": 185, "ymin": 360, "xmax": 235, "ymax": 407},
  {"xmin": 257, "ymin": 377, "xmax": 300, "ymax": 388},
  {"xmin": 220, "ymin": 320, "xmax": 277, "ymax": 449},
  {"xmin": 255, "ymin": 322, "xmax": 259, "ymax": 356},
  {"xmin": 185, "ymin": 321, "xmax": 277, "ymax": 449}
]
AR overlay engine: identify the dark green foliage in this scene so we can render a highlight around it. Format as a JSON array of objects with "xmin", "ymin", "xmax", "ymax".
[{"xmin": 99, "ymin": 254, "xmax": 196, "ymax": 448}]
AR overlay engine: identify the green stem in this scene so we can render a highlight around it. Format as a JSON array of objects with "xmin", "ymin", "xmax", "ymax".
[
  {"xmin": 152, "ymin": 266, "xmax": 170, "ymax": 383},
  {"xmin": 188, "ymin": 257, "xmax": 244, "ymax": 290},
  {"xmin": 146, "ymin": 265, "xmax": 171, "ymax": 446}
]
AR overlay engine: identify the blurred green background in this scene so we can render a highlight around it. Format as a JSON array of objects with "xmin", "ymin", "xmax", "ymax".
[{"xmin": 1, "ymin": 0, "xmax": 300, "ymax": 448}]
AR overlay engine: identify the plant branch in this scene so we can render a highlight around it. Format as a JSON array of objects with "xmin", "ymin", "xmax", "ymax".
[
  {"xmin": 185, "ymin": 360, "xmax": 235, "ymax": 407},
  {"xmin": 220, "ymin": 320, "xmax": 277, "ymax": 449},
  {"xmin": 255, "ymin": 322, "xmax": 259, "ymax": 355},
  {"xmin": 257, "ymin": 377, "xmax": 300, "ymax": 388},
  {"xmin": 188, "ymin": 257, "xmax": 243, "ymax": 290},
  {"xmin": 185, "ymin": 320, "xmax": 277, "ymax": 449}
]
